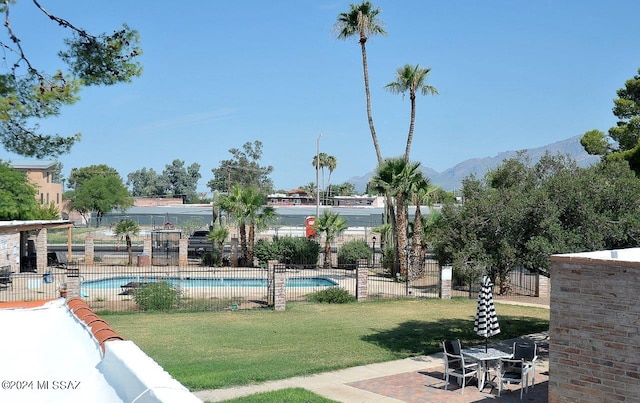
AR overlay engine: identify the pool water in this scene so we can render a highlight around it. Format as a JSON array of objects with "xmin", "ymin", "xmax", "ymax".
[{"xmin": 81, "ymin": 276, "xmax": 338, "ymax": 290}]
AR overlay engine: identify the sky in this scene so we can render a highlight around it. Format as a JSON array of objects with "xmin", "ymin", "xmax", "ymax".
[{"xmin": 1, "ymin": 0, "xmax": 639, "ymax": 193}]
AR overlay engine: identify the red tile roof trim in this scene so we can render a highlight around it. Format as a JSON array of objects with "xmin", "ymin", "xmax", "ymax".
[{"xmin": 66, "ymin": 297, "xmax": 125, "ymax": 352}]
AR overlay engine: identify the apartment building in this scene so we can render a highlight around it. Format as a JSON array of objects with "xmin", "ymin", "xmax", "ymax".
[{"xmin": 10, "ymin": 160, "xmax": 63, "ymax": 216}]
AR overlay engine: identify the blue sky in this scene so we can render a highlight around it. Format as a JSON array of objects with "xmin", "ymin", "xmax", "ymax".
[{"xmin": 1, "ymin": 1, "xmax": 639, "ymax": 193}]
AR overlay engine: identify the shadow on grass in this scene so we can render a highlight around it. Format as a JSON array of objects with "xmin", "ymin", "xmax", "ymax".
[{"xmin": 361, "ymin": 316, "xmax": 549, "ymax": 356}]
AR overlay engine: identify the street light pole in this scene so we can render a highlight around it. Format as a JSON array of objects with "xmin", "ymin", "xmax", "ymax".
[{"xmin": 316, "ymin": 134, "xmax": 322, "ymax": 219}]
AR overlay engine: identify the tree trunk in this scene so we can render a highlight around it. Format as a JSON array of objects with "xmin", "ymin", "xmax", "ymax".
[
  {"xmin": 396, "ymin": 193, "xmax": 409, "ymax": 277},
  {"xmin": 404, "ymin": 94, "xmax": 417, "ymax": 161},
  {"xmin": 239, "ymin": 222, "xmax": 248, "ymax": 265},
  {"xmin": 323, "ymin": 239, "xmax": 332, "ymax": 269},
  {"xmin": 248, "ymin": 223, "xmax": 255, "ymax": 267},
  {"xmin": 126, "ymin": 235, "xmax": 132, "ymax": 266},
  {"xmin": 360, "ymin": 40, "xmax": 382, "ymax": 164}
]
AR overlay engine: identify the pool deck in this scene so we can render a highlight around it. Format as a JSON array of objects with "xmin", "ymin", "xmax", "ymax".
[{"xmin": 195, "ymin": 330, "xmax": 550, "ymax": 402}]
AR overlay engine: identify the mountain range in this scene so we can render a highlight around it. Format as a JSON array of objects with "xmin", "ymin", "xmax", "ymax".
[{"xmin": 347, "ymin": 135, "xmax": 600, "ymax": 192}]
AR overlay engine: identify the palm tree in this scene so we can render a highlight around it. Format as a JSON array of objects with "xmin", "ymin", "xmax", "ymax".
[
  {"xmin": 208, "ymin": 226, "xmax": 229, "ymax": 256},
  {"xmin": 325, "ymin": 155, "xmax": 337, "ymax": 202},
  {"xmin": 334, "ymin": 1, "xmax": 386, "ymax": 164},
  {"xmin": 385, "ymin": 64, "xmax": 438, "ymax": 161},
  {"xmin": 369, "ymin": 157, "xmax": 425, "ymax": 277},
  {"xmin": 113, "ymin": 219, "xmax": 139, "ymax": 265},
  {"xmin": 409, "ymin": 180, "xmax": 435, "ymax": 265},
  {"xmin": 314, "ymin": 210, "xmax": 348, "ymax": 269},
  {"xmin": 216, "ymin": 184, "xmax": 249, "ymax": 265}
]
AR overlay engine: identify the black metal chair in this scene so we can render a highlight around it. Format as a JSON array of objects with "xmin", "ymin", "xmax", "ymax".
[
  {"xmin": 512, "ymin": 341, "xmax": 538, "ymax": 387},
  {"xmin": 498, "ymin": 357, "xmax": 529, "ymax": 399},
  {"xmin": 442, "ymin": 340, "xmax": 478, "ymax": 394}
]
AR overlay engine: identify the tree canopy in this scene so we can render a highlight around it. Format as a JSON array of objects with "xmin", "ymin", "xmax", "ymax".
[
  {"xmin": 581, "ymin": 67, "xmax": 640, "ymax": 174},
  {"xmin": 208, "ymin": 141, "xmax": 274, "ymax": 193},
  {"xmin": 0, "ymin": 1, "xmax": 142, "ymax": 158},
  {"xmin": 430, "ymin": 154, "xmax": 640, "ymax": 294},
  {"xmin": 64, "ymin": 164, "xmax": 132, "ymax": 226},
  {"xmin": 0, "ymin": 160, "xmax": 39, "ymax": 220}
]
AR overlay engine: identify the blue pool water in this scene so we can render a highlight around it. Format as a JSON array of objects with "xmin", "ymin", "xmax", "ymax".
[{"xmin": 82, "ymin": 276, "xmax": 338, "ymax": 290}]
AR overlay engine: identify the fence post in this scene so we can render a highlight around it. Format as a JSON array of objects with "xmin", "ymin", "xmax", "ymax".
[
  {"xmin": 65, "ymin": 268, "xmax": 81, "ymax": 299},
  {"xmin": 274, "ymin": 264, "xmax": 286, "ymax": 311},
  {"xmin": 537, "ymin": 274, "xmax": 550, "ymax": 299},
  {"xmin": 84, "ymin": 237, "xmax": 94, "ymax": 265},
  {"xmin": 267, "ymin": 260, "xmax": 278, "ymax": 307},
  {"xmin": 178, "ymin": 237, "xmax": 188, "ymax": 267},
  {"xmin": 356, "ymin": 259, "xmax": 368, "ymax": 301},
  {"xmin": 440, "ymin": 265, "xmax": 452, "ymax": 299}
]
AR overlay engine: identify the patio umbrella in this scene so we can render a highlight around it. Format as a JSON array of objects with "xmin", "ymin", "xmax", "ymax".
[{"xmin": 473, "ymin": 275, "xmax": 500, "ymax": 352}]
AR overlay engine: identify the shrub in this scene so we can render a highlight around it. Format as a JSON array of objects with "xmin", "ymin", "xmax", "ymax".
[
  {"xmin": 337, "ymin": 239, "xmax": 371, "ymax": 268},
  {"xmin": 202, "ymin": 249, "xmax": 222, "ymax": 267},
  {"xmin": 307, "ymin": 287, "xmax": 355, "ymax": 303},
  {"xmin": 254, "ymin": 237, "xmax": 320, "ymax": 267},
  {"xmin": 133, "ymin": 281, "xmax": 181, "ymax": 311}
]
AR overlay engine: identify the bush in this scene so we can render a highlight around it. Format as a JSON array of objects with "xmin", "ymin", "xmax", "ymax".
[
  {"xmin": 308, "ymin": 287, "xmax": 356, "ymax": 304},
  {"xmin": 337, "ymin": 239, "xmax": 371, "ymax": 268},
  {"xmin": 202, "ymin": 249, "xmax": 222, "ymax": 266},
  {"xmin": 254, "ymin": 237, "xmax": 320, "ymax": 267},
  {"xmin": 133, "ymin": 281, "xmax": 181, "ymax": 311}
]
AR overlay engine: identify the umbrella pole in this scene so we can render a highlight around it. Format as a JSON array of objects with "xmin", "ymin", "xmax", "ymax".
[{"xmin": 485, "ymin": 337, "xmax": 488, "ymax": 353}]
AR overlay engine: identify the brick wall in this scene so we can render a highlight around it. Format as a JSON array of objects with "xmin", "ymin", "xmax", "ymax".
[{"xmin": 549, "ymin": 249, "xmax": 640, "ymax": 402}]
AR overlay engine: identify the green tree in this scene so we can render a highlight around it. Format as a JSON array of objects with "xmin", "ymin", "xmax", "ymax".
[
  {"xmin": 208, "ymin": 141, "xmax": 274, "ymax": 193},
  {"xmin": 384, "ymin": 64, "xmax": 438, "ymax": 161},
  {"xmin": 369, "ymin": 158, "xmax": 425, "ymax": 277},
  {"xmin": 432, "ymin": 153, "xmax": 640, "ymax": 294},
  {"xmin": 334, "ymin": 1, "xmax": 386, "ymax": 164},
  {"xmin": 0, "ymin": 161, "xmax": 39, "ymax": 220},
  {"xmin": 0, "ymin": 1, "xmax": 141, "ymax": 158},
  {"xmin": 65, "ymin": 165, "xmax": 132, "ymax": 226},
  {"xmin": 581, "ymin": 68, "xmax": 640, "ymax": 173},
  {"xmin": 127, "ymin": 168, "xmax": 166, "ymax": 197},
  {"xmin": 113, "ymin": 219, "xmax": 140, "ymax": 265},
  {"xmin": 162, "ymin": 159, "xmax": 201, "ymax": 203},
  {"xmin": 314, "ymin": 210, "xmax": 348, "ymax": 269}
]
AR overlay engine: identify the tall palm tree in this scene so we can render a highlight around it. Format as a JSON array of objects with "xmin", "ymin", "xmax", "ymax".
[
  {"xmin": 113, "ymin": 219, "xmax": 139, "ymax": 266},
  {"xmin": 208, "ymin": 226, "xmax": 229, "ymax": 256},
  {"xmin": 385, "ymin": 64, "xmax": 438, "ymax": 161},
  {"xmin": 314, "ymin": 210, "xmax": 348, "ymax": 269},
  {"xmin": 370, "ymin": 157, "xmax": 424, "ymax": 277},
  {"xmin": 325, "ymin": 155, "xmax": 337, "ymax": 201},
  {"xmin": 335, "ymin": 1, "xmax": 386, "ymax": 164}
]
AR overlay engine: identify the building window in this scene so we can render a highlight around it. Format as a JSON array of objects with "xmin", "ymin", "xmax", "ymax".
[
  {"xmin": 40, "ymin": 193, "xmax": 44, "ymax": 204},
  {"xmin": 57, "ymin": 193, "xmax": 60, "ymax": 204},
  {"xmin": 46, "ymin": 193, "xmax": 50, "ymax": 203}
]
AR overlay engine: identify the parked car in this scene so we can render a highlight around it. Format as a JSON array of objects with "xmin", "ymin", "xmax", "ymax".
[{"xmin": 188, "ymin": 230, "xmax": 212, "ymax": 257}]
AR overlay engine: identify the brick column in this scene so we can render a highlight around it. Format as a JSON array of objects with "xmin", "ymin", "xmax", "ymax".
[
  {"xmin": 266, "ymin": 260, "xmax": 278, "ymax": 306},
  {"xmin": 178, "ymin": 238, "xmax": 188, "ymax": 267},
  {"xmin": 537, "ymin": 275, "xmax": 549, "ymax": 299},
  {"xmin": 84, "ymin": 237, "xmax": 94, "ymax": 265},
  {"xmin": 274, "ymin": 264, "xmax": 286, "ymax": 311},
  {"xmin": 65, "ymin": 268, "xmax": 81, "ymax": 299},
  {"xmin": 143, "ymin": 237, "xmax": 151, "ymax": 257},
  {"xmin": 35, "ymin": 228, "xmax": 47, "ymax": 272},
  {"xmin": 356, "ymin": 259, "xmax": 368, "ymax": 301},
  {"xmin": 440, "ymin": 265, "xmax": 452, "ymax": 299}
]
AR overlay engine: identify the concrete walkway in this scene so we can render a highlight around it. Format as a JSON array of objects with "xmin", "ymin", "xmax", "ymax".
[{"xmin": 195, "ymin": 331, "xmax": 550, "ymax": 403}]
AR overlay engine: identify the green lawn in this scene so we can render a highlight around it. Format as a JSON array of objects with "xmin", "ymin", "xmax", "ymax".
[{"xmin": 101, "ymin": 298, "xmax": 549, "ymax": 391}]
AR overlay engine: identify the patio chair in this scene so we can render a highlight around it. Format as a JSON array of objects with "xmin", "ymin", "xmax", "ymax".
[
  {"xmin": 0, "ymin": 266, "xmax": 13, "ymax": 290},
  {"xmin": 442, "ymin": 340, "xmax": 478, "ymax": 394},
  {"xmin": 442, "ymin": 339, "xmax": 462, "ymax": 380},
  {"xmin": 512, "ymin": 341, "xmax": 538, "ymax": 387},
  {"xmin": 498, "ymin": 357, "xmax": 528, "ymax": 400}
]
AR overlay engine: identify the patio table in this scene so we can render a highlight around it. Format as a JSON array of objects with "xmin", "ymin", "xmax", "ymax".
[{"xmin": 461, "ymin": 347, "xmax": 511, "ymax": 390}]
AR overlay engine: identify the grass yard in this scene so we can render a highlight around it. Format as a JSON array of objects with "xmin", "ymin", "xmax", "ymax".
[{"xmin": 101, "ymin": 298, "xmax": 549, "ymax": 391}]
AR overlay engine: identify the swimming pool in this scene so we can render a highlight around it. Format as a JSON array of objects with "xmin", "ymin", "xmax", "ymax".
[{"xmin": 81, "ymin": 276, "xmax": 338, "ymax": 290}]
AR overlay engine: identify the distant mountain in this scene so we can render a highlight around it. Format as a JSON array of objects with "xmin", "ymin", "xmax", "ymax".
[{"xmin": 348, "ymin": 135, "xmax": 600, "ymax": 192}]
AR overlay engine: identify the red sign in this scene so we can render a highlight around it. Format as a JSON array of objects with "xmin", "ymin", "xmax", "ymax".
[{"xmin": 305, "ymin": 216, "xmax": 316, "ymax": 238}]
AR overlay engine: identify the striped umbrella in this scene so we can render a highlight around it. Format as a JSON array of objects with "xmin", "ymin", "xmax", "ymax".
[{"xmin": 473, "ymin": 275, "xmax": 501, "ymax": 352}]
